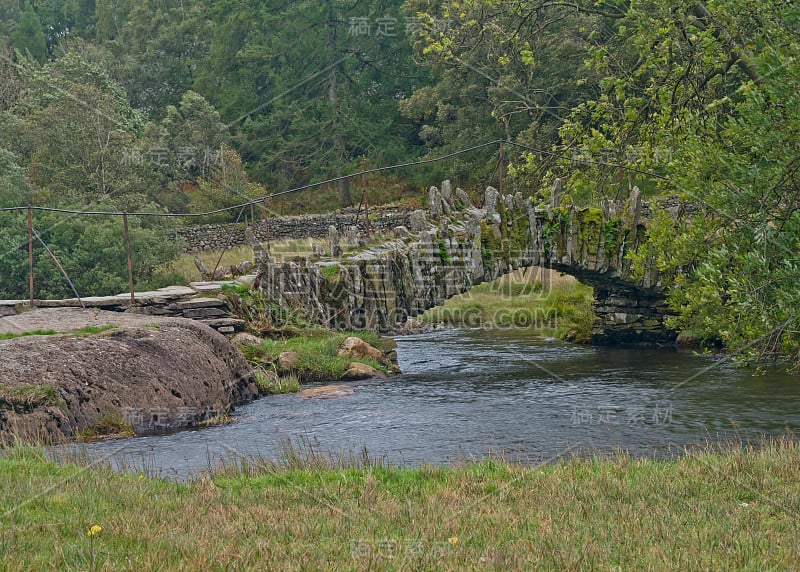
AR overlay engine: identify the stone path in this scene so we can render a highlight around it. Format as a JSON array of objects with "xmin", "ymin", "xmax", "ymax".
[{"xmin": 0, "ymin": 279, "xmax": 257, "ymax": 334}]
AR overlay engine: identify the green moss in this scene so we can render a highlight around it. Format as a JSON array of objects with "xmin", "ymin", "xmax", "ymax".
[
  {"xmin": 503, "ymin": 209, "xmax": 531, "ymax": 256},
  {"xmin": 577, "ymin": 208, "xmax": 604, "ymax": 255},
  {"xmin": 480, "ymin": 221, "xmax": 502, "ymax": 266},
  {"xmin": 579, "ymin": 207, "xmax": 604, "ymax": 225},
  {"xmin": 437, "ymin": 238, "xmax": 451, "ymax": 264},
  {"xmin": 321, "ymin": 264, "xmax": 340, "ymax": 280},
  {"xmin": 603, "ymin": 219, "xmax": 622, "ymax": 254}
]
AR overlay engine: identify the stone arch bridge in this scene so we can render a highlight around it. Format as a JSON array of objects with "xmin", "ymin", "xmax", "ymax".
[{"xmin": 253, "ymin": 181, "xmax": 677, "ymax": 345}]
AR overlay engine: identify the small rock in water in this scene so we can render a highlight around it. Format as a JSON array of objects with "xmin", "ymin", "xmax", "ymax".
[
  {"xmin": 341, "ymin": 362, "xmax": 385, "ymax": 381},
  {"xmin": 298, "ymin": 385, "xmax": 355, "ymax": 399},
  {"xmin": 277, "ymin": 351, "xmax": 300, "ymax": 372}
]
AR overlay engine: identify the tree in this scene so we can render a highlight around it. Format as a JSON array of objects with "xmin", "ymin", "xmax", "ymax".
[
  {"xmin": 5, "ymin": 50, "xmax": 151, "ymax": 204},
  {"xmin": 559, "ymin": 1, "xmax": 800, "ymax": 361},
  {"xmin": 11, "ymin": 3, "xmax": 47, "ymax": 63},
  {"xmin": 158, "ymin": 90, "xmax": 230, "ymax": 180},
  {"xmin": 400, "ymin": 0, "xmax": 601, "ymax": 183},
  {"xmin": 110, "ymin": 0, "xmax": 211, "ymax": 115},
  {"xmin": 0, "ymin": 0, "xmax": 21, "ymax": 49},
  {"xmin": 196, "ymin": 0, "xmax": 422, "ymax": 206}
]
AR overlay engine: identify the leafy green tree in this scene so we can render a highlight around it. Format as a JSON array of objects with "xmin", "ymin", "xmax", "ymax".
[
  {"xmin": 158, "ymin": 90, "xmax": 230, "ymax": 180},
  {"xmin": 11, "ymin": 3, "xmax": 47, "ymax": 63},
  {"xmin": 109, "ymin": 0, "xmax": 211, "ymax": 115},
  {"xmin": 0, "ymin": 207, "xmax": 182, "ymax": 299},
  {"xmin": 1, "ymin": 50, "xmax": 158, "ymax": 205},
  {"xmin": 0, "ymin": 148, "xmax": 33, "ymax": 206},
  {"xmin": 400, "ymin": 0, "xmax": 601, "ymax": 183},
  {"xmin": 560, "ymin": 1, "xmax": 800, "ymax": 361},
  {"xmin": 0, "ymin": 0, "xmax": 21, "ymax": 49}
]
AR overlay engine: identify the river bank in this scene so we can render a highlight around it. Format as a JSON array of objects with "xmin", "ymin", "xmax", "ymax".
[
  {"xmin": 2, "ymin": 437, "xmax": 797, "ymax": 570},
  {"xmin": 0, "ymin": 306, "xmax": 398, "ymax": 444}
]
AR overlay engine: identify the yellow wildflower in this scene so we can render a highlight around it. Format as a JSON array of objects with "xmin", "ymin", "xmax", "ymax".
[
  {"xmin": 448, "ymin": 536, "xmax": 458, "ymax": 545},
  {"xmin": 87, "ymin": 525, "xmax": 102, "ymax": 537}
]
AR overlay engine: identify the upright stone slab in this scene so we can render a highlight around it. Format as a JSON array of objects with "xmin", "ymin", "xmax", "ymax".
[
  {"xmin": 429, "ymin": 186, "xmax": 442, "ymax": 217},
  {"xmin": 455, "ymin": 187, "xmax": 471, "ymax": 208},
  {"xmin": 550, "ymin": 178, "xmax": 563, "ymax": 209},
  {"xmin": 328, "ymin": 225, "xmax": 342, "ymax": 257},
  {"xmin": 408, "ymin": 210, "xmax": 428, "ymax": 232},
  {"xmin": 485, "ymin": 186, "xmax": 499, "ymax": 220}
]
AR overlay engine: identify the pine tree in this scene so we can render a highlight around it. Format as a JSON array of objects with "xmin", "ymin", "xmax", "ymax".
[{"xmin": 11, "ymin": 4, "xmax": 47, "ymax": 63}]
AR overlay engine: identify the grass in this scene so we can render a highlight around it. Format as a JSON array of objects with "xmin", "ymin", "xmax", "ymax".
[
  {"xmin": 0, "ymin": 386, "xmax": 59, "ymax": 412},
  {"xmin": 0, "ymin": 437, "xmax": 798, "ymax": 570},
  {"xmin": 0, "ymin": 325, "xmax": 116, "ymax": 341},
  {"xmin": 71, "ymin": 325, "xmax": 117, "ymax": 337},
  {"xmin": 165, "ymin": 239, "xmax": 325, "ymax": 283},
  {"xmin": 422, "ymin": 268, "xmax": 595, "ymax": 341},
  {"xmin": 0, "ymin": 329, "xmax": 58, "ymax": 340},
  {"xmin": 254, "ymin": 369, "xmax": 302, "ymax": 395},
  {"xmin": 246, "ymin": 330, "xmax": 385, "ymax": 383},
  {"xmin": 76, "ymin": 415, "xmax": 135, "ymax": 442}
]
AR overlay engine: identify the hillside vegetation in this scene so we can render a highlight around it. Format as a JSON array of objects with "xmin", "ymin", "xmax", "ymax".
[{"xmin": 0, "ymin": 1, "xmax": 797, "ymax": 361}]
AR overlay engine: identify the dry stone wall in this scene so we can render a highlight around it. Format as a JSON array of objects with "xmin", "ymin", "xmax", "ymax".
[{"xmin": 177, "ymin": 207, "xmax": 411, "ymax": 252}]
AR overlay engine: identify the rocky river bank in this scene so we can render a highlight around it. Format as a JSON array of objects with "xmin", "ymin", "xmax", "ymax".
[{"xmin": 0, "ymin": 308, "xmax": 259, "ymax": 443}]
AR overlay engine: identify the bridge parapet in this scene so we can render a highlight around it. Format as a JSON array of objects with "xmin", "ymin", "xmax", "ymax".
[{"xmin": 253, "ymin": 182, "xmax": 676, "ymax": 345}]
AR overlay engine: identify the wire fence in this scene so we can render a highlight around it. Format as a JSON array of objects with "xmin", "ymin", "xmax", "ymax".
[{"xmin": 1, "ymin": 139, "xmax": 668, "ymax": 305}]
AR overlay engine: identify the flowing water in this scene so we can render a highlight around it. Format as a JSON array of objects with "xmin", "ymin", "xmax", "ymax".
[{"xmin": 65, "ymin": 328, "xmax": 800, "ymax": 480}]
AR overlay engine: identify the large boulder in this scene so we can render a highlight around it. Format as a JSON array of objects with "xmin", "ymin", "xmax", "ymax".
[{"xmin": 0, "ymin": 308, "xmax": 258, "ymax": 443}]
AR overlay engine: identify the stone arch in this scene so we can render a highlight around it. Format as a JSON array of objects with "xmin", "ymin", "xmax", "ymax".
[{"xmin": 254, "ymin": 182, "xmax": 677, "ymax": 345}]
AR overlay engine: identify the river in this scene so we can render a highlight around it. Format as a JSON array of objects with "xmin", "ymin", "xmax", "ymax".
[{"xmin": 64, "ymin": 328, "xmax": 800, "ymax": 480}]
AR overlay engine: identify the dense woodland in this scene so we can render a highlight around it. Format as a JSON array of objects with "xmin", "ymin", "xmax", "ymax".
[{"xmin": 0, "ymin": 0, "xmax": 798, "ymax": 363}]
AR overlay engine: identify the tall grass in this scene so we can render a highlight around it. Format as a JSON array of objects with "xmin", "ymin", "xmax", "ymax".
[{"xmin": 1, "ymin": 437, "xmax": 798, "ymax": 570}]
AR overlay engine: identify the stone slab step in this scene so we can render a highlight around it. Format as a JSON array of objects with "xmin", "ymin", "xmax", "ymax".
[
  {"xmin": 200, "ymin": 317, "xmax": 246, "ymax": 331},
  {"xmin": 168, "ymin": 297, "xmax": 228, "ymax": 310},
  {"xmin": 183, "ymin": 307, "xmax": 229, "ymax": 319},
  {"xmin": 188, "ymin": 281, "xmax": 240, "ymax": 294}
]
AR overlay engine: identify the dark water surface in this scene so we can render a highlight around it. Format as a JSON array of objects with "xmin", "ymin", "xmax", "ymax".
[{"xmin": 64, "ymin": 329, "xmax": 800, "ymax": 480}]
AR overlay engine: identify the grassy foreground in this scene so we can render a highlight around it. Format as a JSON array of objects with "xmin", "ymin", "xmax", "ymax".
[{"xmin": 1, "ymin": 438, "xmax": 798, "ymax": 570}]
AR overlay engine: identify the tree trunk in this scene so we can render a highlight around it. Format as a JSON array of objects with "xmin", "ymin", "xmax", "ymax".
[{"xmin": 326, "ymin": 1, "xmax": 351, "ymax": 207}]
